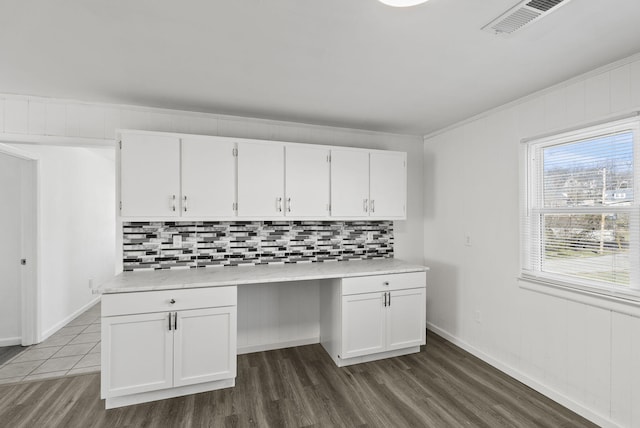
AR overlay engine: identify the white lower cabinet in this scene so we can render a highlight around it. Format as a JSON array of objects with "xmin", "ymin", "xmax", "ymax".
[
  {"xmin": 320, "ymin": 272, "xmax": 426, "ymax": 367},
  {"xmin": 102, "ymin": 312, "xmax": 173, "ymax": 398},
  {"xmin": 101, "ymin": 286, "xmax": 237, "ymax": 408},
  {"xmin": 173, "ymin": 307, "xmax": 236, "ymax": 387},
  {"xmin": 341, "ymin": 292, "xmax": 386, "ymax": 359}
]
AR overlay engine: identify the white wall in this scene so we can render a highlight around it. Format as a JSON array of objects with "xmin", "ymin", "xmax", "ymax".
[
  {"xmin": 0, "ymin": 94, "xmax": 424, "ymax": 350},
  {"xmin": 0, "ymin": 153, "xmax": 23, "ymax": 345},
  {"xmin": 424, "ymin": 52, "xmax": 640, "ymax": 427},
  {"xmin": 0, "ymin": 94, "xmax": 424, "ymax": 263},
  {"xmin": 10, "ymin": 145, "xmax": 116, "ymax": 340}
]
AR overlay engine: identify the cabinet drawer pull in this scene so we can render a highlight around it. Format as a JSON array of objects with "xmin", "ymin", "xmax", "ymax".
[
  {"xmin": 169, "ymin": 298, "xmax": 176, "ymax": 304},
  {"xmin": 383, "ymin": 281, "xmax": 389, "ymax": 286},
  {"xmin": 168, "ymin": 312, "xmax": 172, "ymax": 331}
]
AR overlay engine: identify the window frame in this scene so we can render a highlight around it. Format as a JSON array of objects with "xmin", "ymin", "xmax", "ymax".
[{"xmin": 521, "ymin": 116, "xmax": 640, "ymax": 302}]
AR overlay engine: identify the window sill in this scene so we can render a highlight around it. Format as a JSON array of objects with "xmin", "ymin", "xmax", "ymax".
[{"xmin": 518, "ymin": 276, "xmax": 640, "ymax": 318}]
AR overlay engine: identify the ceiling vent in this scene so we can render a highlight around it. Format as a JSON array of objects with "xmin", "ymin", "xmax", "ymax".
[{"xmin": 482, "ymin": 0, "xmax": 573, "ymax": 35}]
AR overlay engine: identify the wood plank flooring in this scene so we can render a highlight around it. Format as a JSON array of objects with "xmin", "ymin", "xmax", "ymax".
[{"xmin": 0, "ymin": 331, "xmax": 597, "ymax": 427}]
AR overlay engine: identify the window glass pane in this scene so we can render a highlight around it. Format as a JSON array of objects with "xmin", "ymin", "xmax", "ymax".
[
  {"xmin": 543, "ymin": 132, "xmax": 634, "ymax": 208},
  {"xmin": 543, "ymin": 213, "xmax": 630, "ymax": 286}
]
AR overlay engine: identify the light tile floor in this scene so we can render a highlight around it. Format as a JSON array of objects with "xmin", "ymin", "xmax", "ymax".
[{"xmin": 0, "ymin": 302, "xmax": 101, "ymax": 385}]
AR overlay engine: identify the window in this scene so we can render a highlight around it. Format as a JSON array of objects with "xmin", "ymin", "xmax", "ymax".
[{"xmin": 522, "ymin": 117, "xmax": 640, "ymax": 300}]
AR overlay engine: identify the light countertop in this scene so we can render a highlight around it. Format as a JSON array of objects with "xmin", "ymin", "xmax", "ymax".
[{"xmin": 98, "ymin": 259, "xmax": 429, "ymax": 294}]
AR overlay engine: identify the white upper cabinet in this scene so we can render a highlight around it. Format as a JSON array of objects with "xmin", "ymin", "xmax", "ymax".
[
  {"xmin": 237, "ymin": 141, "xmax": 284, "ymax": 218},
  {"xmin": 120, "ymin": 133, "xmax": 181, "ymax": 217},
  {"xmin": 330, "ymin": 149, "xmax": 370, "ymax": 217},
  {"xmin": 181, "ymin": 137, "xmax": 236, "ymax": 217},
  {"xmin": 119, "ymin": 130, "xmax": 407, "ymax": 220},
  {"xmin": 369, "ymin": 151, "xmax": 406, "ymax": 219},
  {"xmin": 285, "ymin": 145, "xmax": 330, "ymax": 218}
]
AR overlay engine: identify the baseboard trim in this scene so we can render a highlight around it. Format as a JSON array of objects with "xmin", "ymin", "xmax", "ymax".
[
  {"xmin": 40, "ymin": 296, "xmax": 101, "ymax": 342},
  {"xmin": 426, "ymin": 322, "xmax": 618, "ymax": 428},
  {"xmin": 237, "ymin": 336, "xmax": 319, "ymax": 355},
  {"xmin": 0, "ymin": 337, "xmax": 22, "ymax": 347}
]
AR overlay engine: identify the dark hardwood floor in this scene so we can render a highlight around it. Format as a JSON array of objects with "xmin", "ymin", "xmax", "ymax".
[
  {"xmin": 0, "ymin": 331, "xmax": 596, "ymax": 428},
  {"xmin": 0, "ymin": 345, "xmax": 24, "ymax": 366}
]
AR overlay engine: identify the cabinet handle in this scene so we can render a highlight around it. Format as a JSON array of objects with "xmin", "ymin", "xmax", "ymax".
[
  {"xmin": 174, "ymin": 312, "xmax": 178, "ymax": 330},
  {"xmin": 171, "ymin": 195, "xmax": 176, "ymax": 212},
  {"xmin": 287, "ymin": 197, "xmax": 291, "ymax": 213},
  {"xmin": 363, "ymin": 199, "xmax": 368, "ymax": 213},
  {"xmin": 277, "ymin": 197, "xmax": 283, "ymax": 212},
  {"xmin": 383, "ymin": 292, "xmax": 387, "ymax": 307},
  {"xmin": 388, "ymin": 292, "xmax": 391, "ymax": 306},
  {"xmin": 168, "ymin": 312, "xmax": 172, "ymax": 331},
  {"xmin": 383, "ymin": 281, "xmax": 389, "ymax": 287},
  {"xmin": 371, "ymin": 199, "xmax": 375, "ymax": 213},
  {"xmin": 183, "ymin": 195, "xmax": 188, "ymax": 212}
]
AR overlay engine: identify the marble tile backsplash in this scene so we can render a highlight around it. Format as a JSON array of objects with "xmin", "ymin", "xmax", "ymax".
[{"xmin": 122, "ymin": 221, "xmax": 394, "ymax": 271}]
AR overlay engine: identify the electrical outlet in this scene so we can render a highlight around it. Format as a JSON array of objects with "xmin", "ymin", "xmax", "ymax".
[
  {"xmin": 88, "ymin": 278, "xmax": 94, "ymax": 289},
  {"xmin": 475, "ymin": 310, "xmax": 482, "ymax": 324},
  {"xmin": 367, "ymin": 232, "xmax": 375, "ymax": 240},
  {"xmin": 172, "ymin": 235, "xmax": 183, "ymax": 248},
  {"xmin": 464, "ymin": 233, "xmax": 472, "ymax": 247}
]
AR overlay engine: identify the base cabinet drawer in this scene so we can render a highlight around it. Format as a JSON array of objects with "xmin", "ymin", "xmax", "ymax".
[{"xmin": 342, "ymin": 272, "xmax": 426, "ymax": 295}]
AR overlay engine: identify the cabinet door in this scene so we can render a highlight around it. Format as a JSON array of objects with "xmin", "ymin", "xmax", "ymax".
[
  {"xmin": 369, "ymin": 151, "xmax": 406, "ymax": 219},
  {"xmin": 331, "ymin": 149, "xmax": 370, "ymax": 217},
  {"xmin": 386, "ymin": 287, "xmax": 426, "ymax": 351},
  {"xmin": 285, "ymin": 145, "xmax": 330, "ymax": 217},
  {"xmin": 341, "ymin": 292, "xmax": 386, "ymax": 359},
  {"xmin": 120, "ymin": 133, "xmax": 181, "ymax": 217},
  {"xmin": 102, "ymin": 312, "xmax": 173, "ymax": 398},
  {"xmin": 237, "ymin": 141, "xmax": 284, "ymax": 217},
  {"xmin": 173, "ymin": 307, "xmax": 237, "ymax": 387},
  {"xmin": 182, "ymin": 137, "xmax": 236, "ymax": 217}
]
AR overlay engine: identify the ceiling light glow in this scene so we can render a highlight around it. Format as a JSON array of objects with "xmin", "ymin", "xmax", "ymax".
[{"xmin": 378, "ymin": 0, "xmax": 429, "ymax": 7}]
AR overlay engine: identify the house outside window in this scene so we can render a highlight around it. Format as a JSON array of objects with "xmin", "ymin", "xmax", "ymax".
[{"xmin": 522, "ymin": 117, "xmax": 640, "ymax": 300}]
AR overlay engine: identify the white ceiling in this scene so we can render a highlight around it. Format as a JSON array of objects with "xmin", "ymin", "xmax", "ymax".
[{"xmin": 1, "ymin": 0, "xmax": 640, "ymax": 135}]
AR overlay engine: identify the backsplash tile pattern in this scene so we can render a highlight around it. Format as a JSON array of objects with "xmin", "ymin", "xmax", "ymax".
[{"xmin": 123, "ymin": 221, "xmax": 394, "ymax": 271}]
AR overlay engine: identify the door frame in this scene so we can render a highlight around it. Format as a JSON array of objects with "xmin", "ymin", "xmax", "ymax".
[{"xmin": 0, "ymin": 144, "xmax": 40, "ymax": 346}]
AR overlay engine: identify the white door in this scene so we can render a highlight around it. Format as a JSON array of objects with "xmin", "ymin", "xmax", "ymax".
[
  {"xmin": 237, "ymin": 141, "xmax": 284, "ymax": 218},
  {"xmin": 182, "ymin": 137, "xmax": 236, "ymax": 217},
  {"xmin": 330, "ymin": 149, "xmax": 370, "ymax": 217},
  {"xmin": 102, "ymin": 312, "xmax": 173, "ymax": 398},
  {"xmin": 0, "ymin": 153, "xmax": 23, "ymax": 346},
  {"xmin": 385, "ymin": 288, "xmax": 426, "ymax": 351},
  {"xmin": 285, "ymin": 145, "xmax": 330, "ymax": 217},
  {"xmin": 120, "ymin": 133, "xmax": 181, "ymax": 217},
  {"xmin": 173, "ymin": 307, "xmax": 237, "ymax": 387},
  {"xmin": 341, "ymin": 292, "xmax": 386, "ymax": 359},
  {"xmin": 369, "ymin": 151, "xmax": 406, "ymax": 219},
  {"xmin": 0, "ymin": 148, "xmax": 38, "ymax": 347}
]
